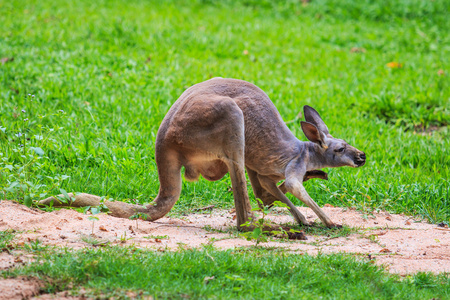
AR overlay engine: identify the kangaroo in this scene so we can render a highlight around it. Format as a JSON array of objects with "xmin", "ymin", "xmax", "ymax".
[{"xmin": 40, "ymin": 78, "xmax": 366, "ymax": 229}]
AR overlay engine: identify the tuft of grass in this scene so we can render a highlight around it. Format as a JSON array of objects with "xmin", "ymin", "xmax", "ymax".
[
  {"xmin": 3, "ymin": 246, "xmax": 450, "ymax": 299},
  {"xmin": 0, "ymin": 229, "xmax": 16, "ymax": 249},
  {"xmin": 80, "ymin": 235, "xmax": 109, "ymax": 247}
]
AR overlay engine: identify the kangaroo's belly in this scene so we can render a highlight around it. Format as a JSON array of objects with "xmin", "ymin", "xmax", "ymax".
[{"xmin": 182, "ymin": 154, "xmax": 229, "ymax": 182}]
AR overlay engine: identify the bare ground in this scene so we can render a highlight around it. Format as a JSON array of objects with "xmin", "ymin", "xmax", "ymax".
[{"xmin": 0, "ymin": 200, "xmax": 449, "ymax": 299}]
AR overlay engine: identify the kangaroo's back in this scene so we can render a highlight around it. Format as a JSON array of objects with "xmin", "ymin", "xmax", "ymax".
[{"xmin": 159, "ymin": 78, "xmax": 299, "ymax": 173}]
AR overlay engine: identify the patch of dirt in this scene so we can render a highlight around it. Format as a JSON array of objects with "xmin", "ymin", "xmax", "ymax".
[
  {"xmin": 413, "ymin": 124, "xmax": 448, "ymax": 136},
  {"xmin": 0, "ymin": 276, "xmax": 42, "ymax": 300},
  {"xmin": 1, "ymin": 200, "xmax": 449, "ymax": 278},
  {"xmin": 0, "ymin": 252, "xmax": 16, "ymax": 270},
  {"xmin": 0, "ymin": 276, "xmax": 85, "ymax": 300}
]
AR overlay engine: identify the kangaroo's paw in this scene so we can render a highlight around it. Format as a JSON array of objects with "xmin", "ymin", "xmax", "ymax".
[{"xmin": 303, "ymin": 170, "xmax": 328, "ymax": 182}]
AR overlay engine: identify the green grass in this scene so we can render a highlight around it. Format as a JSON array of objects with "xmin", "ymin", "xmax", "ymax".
[
  {"xmin": 0, "ymin": 0, "xmax": 449, "ymax": 223},
  {"xmin": 0, "ymin": 229, "xmax": 16, "ymax": 249},
  {"xmin": 1, "ymin": 1, "xmax": 448, "ymax": 297},
  {"xmin": 3, "ymin": 246, "xmax": 449, "ymax": 299}
]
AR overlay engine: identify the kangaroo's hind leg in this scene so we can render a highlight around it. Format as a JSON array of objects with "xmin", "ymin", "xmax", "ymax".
[
  {"xmin": 247, "ymin": 167, "xmax": 280, "ymax": 208},
  {"xmin": 164, "ymin": 96, "xmax": 253, "ymax": 230},
  {"xmin": 218, "ymin": 102, "xmax": 253, "ymax": 229}
]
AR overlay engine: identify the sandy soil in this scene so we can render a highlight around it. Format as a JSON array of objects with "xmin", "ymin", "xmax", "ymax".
[{"xmin": 1, "ymin": 200, "xmax": 449, "ymax": 299}]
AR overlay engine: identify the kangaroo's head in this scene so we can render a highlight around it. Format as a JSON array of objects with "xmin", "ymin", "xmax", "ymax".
[{"xmin": 300, "ymin": 105, "xmax": 366, "ymax": 168}]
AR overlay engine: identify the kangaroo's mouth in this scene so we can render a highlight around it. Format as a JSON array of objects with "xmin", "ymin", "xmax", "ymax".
[
  {"xmin": 354, "ymin": 152, "xmax": 366, "ymax": 167},
  {"xmin": 355, "ymin": 160, "xmax": 366, "ymax": 167}
]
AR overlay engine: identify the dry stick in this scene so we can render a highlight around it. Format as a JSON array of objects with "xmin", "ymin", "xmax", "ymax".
[{"xmin": 435, "ymin": 227, "xmax": 450, "ymax": 231}]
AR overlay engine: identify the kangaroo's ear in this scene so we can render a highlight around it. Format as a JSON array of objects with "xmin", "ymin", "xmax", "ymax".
[
  {"xmin": 301, "ymin": 121, "xmax": 328, "ymax": 149},
  {"xmin": 303, "ymin": 105, "xmax": 329, "ymax": 135}
]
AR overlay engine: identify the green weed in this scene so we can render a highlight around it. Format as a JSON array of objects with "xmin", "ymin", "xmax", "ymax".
[{"xmin": 0, "ymin": 229, "xmax": 16, "ymax": 249}]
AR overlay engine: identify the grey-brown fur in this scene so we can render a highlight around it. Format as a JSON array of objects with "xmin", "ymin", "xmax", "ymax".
[{"xmin": 40, "ymin": 78, "xmax": 366, "ymax": 229}]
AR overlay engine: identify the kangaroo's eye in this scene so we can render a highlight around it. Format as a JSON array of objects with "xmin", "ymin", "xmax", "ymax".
[{"xmin": 336, "ymin": 147, "xmax": 345, "ymax": 153}]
